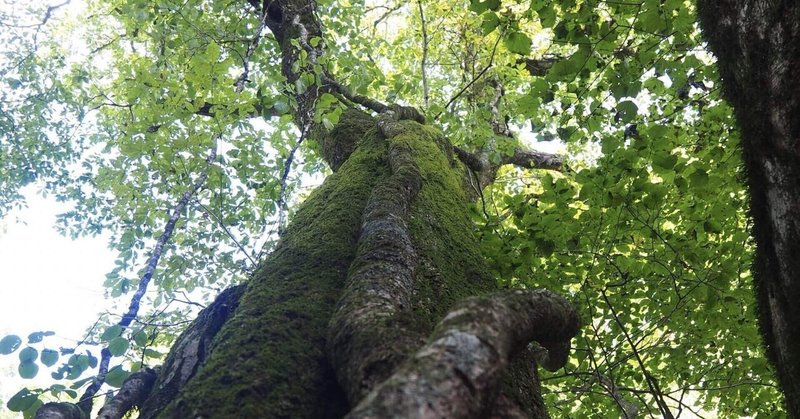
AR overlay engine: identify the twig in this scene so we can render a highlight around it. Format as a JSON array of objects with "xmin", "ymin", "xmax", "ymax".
[
  {"xmin": 194, "ymin": 199, "xmax": 258, "ymax": 268},
  {"xmin": 600, "ymin": 288, "xmax": 674, "ymax": 419},
  {"xmin": 434, "ymin": 33, "xmax": 503, "ymax": 120},
  {"xmin": 417, "ymin": 0, "xmax": 430, "ymax": 108},
  {"xmin": 276, "ymin": 130, "xmax": 307, "ymax": 234}
]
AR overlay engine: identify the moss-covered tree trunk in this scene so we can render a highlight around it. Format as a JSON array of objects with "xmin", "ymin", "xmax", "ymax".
[
  {"xmin": 36, "ymin": 2, "xmax": 579, "ymax": 418},
  {"xmin": 130, "ymin": 107, "xmax": 577, "ymax": 418},
  {"xmin": 698, "ymin": 1, "xmax": 800, "ymax": 416}
]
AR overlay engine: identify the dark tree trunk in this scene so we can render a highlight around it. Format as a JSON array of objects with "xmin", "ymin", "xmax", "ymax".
[{"xmin": 697, "ymin": 1, "xmax": 800, "ymax": 416}]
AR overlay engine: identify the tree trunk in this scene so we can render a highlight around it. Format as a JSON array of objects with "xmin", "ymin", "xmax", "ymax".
[
  {"xmin": 33, "ymin": 1, "xmax": 579, "ymax": 417},
  {"xmin": 133, "ymin": 110, "xmax": 576, "ymax": 418},
  {"xmin": 697, "ymin": 1, "xmax": 800, "ymax": 416}
]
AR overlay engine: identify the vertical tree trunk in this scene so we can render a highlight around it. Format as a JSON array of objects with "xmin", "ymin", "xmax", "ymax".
[
  {"xmin": 697, "ymin": 1, "xmax": 800, "ymax": 416},
  {"xmin": 136, "ymin": 110, "xmax": 569, "ymax": 418},
  {"xmin": 60, "ymin": 1, "xmax": 580, "ymax": 417}
]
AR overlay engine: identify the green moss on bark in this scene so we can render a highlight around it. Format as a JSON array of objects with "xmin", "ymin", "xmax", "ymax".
[
  {"xmin": 392, "ymin": 122, "xmax": 495, "ymax": 330},
  {"xmin": 161, "ymin": 121, "xmax": 387, "ymax": 418},
  {"xmin": 156, "ymin": 116, "xmax": 543, "ymax": 417}
]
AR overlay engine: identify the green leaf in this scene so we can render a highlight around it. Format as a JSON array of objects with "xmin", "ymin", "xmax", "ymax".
[
  {"xmin": 18, "ymin": 347, "xmax": 38, "ymax": 363},
  {"xmin": 87, "ymin": 352, "xmax": 98, "ymax": 368},
  {"xmin": 6, "ymin": 388, "xmax": 38, "ymax": 412},
  {"xmin": 0, "ymin": 335, "xmax": 22, "ymax": 354},
  {"xmin": 144, "ymin": 348, "xmax": 163, "ymax": 359},
  {"xmin": 206, "ymin": 41, "xmax": 220, "ymax": 62},
  {"xmin": 108, "ymin": 337, "xmax": 130, "ymax": 357},
  {"xmin": 504, "ymin": 31, "xmax": 532, "ymax": 55},
  {"xmin": 469, "ymin": 0, "xmax": 500, "ymax": 13},
  {"xmin": 690, "ymin": 169, "xmax": 709, "ymax": 188},
  {"xmin": 274, "ymin": 99, "xmax": 290, "ymax": 114},
  {"xmin": 70, "ymin": 376, "xmax": 94, "ymax": 390},
  {"xmin": 653, "ymin": 153, "xmax": 678, "ymax": 170},
  {"xmin": 132, "ymin": 330, "xmax": 148, "ymax": 347},
  {"xmin": 40, "ymin": 349, "xmax": 59, "ymax": 367},
  {"xmin": 537, "ymin": 6, "xmax": 556, "ymax": 28},
  {"xmin": 27, "ymin": 331, "xmax": 54, "ymax": 344},
  {"xmin": 481, "ymin": 12, "xmax": 500, "ymax": 34},
  {"xmin": 704, "ymin": 220, "xmax": 723, "ymax": 234},
  {"xmin": 18, "ymin": 362, "xmax": 39, "ymax": 379},
  {"xmin": 105, "ymin": 366, "xmax": 130, "ymax": 388},
  {"xmin": 101, "ymin": 325, "xmax": 122, "ymax": 342},
  {"xmin": 616, "ymin": 101, "xmax": 639, "ymax": 123},
  {"xmin": 639, "ymin": 7, "xmax": 667, "ymax": 33}
]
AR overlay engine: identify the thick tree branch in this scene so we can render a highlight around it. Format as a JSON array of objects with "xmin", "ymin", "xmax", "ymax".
[
  {"xmin": 347, "ymin": 289, "xmax": 580, "ymax": 418},
  {"xmin": 33, "ymin": 402, "xmax": 84, "ymax": 419},
  {"xmin": 96, "ymin": 368, "xmax": 157, "ymax": 419},
  {"xmin": 453, "ymin": 145, "xmax": 563, "ymax": 186},
  {"xmin": 146, "ymin": 101, "xmax": 278, "ymax": 133},
  {"xmin": 501, "ymin": 149, "xmax": 563, "ymax": 171},
  {"xmin": 328, "ymin": 114, "xmax": 425, "ymax": 403}
]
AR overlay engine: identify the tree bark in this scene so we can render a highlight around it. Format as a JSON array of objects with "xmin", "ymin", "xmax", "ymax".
[
  {"xmin": 697, "ymin": 1, "xmax": 800, "ymax": 416},
  {"xmin": 36, "ymin": 1, "xmax": 580, "ymax": 417},
  {"xmin": 135, "ymin": 98, "xmax": 580, "ymax": 417}
]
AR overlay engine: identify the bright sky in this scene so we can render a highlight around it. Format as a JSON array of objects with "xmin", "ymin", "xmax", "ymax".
[{"xmin": 0, "ymin": 187, "xmax": 115, "ymax": 415}]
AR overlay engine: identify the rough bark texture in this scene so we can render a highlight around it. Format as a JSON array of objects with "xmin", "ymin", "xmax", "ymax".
[
  {"xmin": 327, "ymin": 113, "xmax": 426, "ymax": 404},
  {"xmin": 97, "ymin": 369, "xmax": 157, "ymax": 419},
  {"xmin": 34, "ymin": 403, "xmax": 86, "ymax": 419},
  {"xmin": 138, "ymin": 285, "xmax": 245, "ymax": 418},
  {"xmin": 47, "ymin": 1, "xmax": 580, "ymax": 417},
  {"xmin": 347, "ymin": 289, "xmax": 580, "ymax": 418},
  {"xmin": 697, "ymin": 1, "xmax": 800, "ymax": 416}
]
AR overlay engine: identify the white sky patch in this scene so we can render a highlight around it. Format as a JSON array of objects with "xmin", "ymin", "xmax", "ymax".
[{"xmin": 0, "ymin": 187, "xmax": 115, "ymax": 414}]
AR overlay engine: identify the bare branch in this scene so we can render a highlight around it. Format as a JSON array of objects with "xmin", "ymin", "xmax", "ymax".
[
  {"xmin": 435, "ymin": 33, "xmax": 503, "ymax": 120},
  {"xmin": 417, "ymin": 0, "xmax": 430, "ymax": 108}
]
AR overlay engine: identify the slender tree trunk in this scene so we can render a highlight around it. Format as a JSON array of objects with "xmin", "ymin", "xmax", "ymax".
[{"xmin": 698, "ymin": 1, "xmax": 800, "ymax": 416}]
